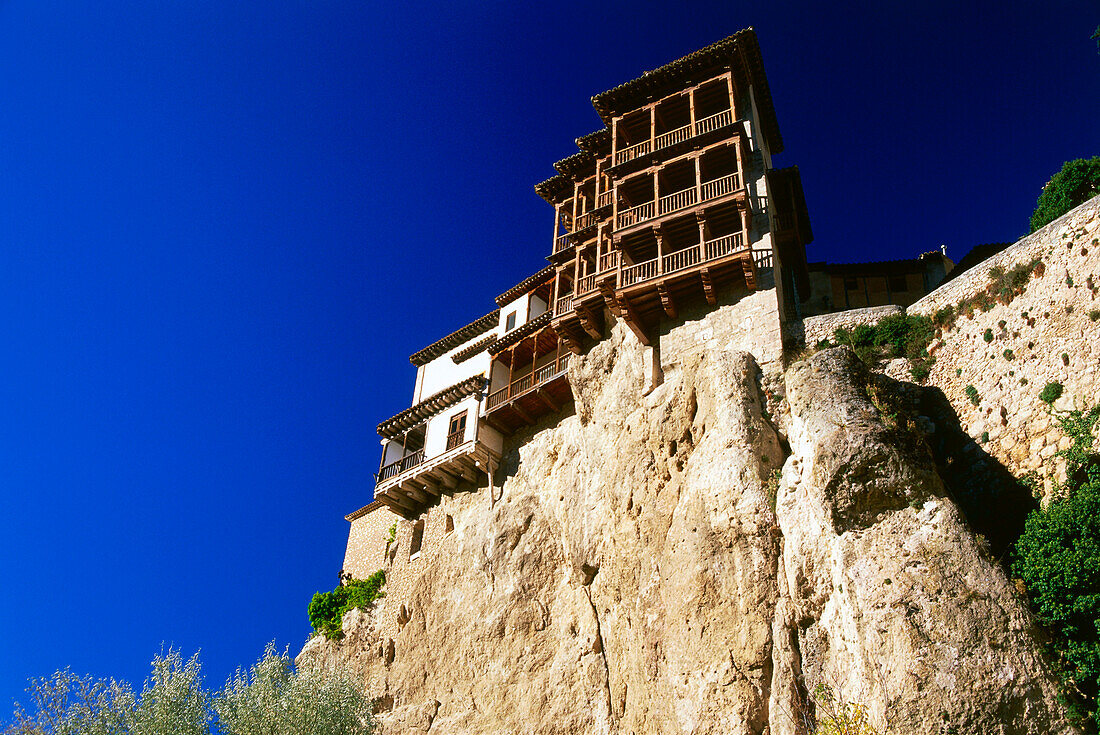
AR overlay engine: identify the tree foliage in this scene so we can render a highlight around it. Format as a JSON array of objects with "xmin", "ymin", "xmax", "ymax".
[
  {"xmin": 4, "ymin": 647, "xmax": 376, "ymax": 735},
  {"xmin": 216, "ymin": 643, "xmax": 375, "ymax": 735},
  {"xmin": 1030, "ymin": 157, "xmax": 1100, "ymax": 232}
]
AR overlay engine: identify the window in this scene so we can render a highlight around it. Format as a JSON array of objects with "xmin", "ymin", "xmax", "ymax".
[
  {"xmin": 888, "ymin": 275, "xmax": 907, "ymax": 293},
  {"xmin": 505, "ymin": 312, "xmax": 517, "ymax": 332},
  {"xmin": 409, "ymin": 520, "xmax": 424, "ymax": 560},
  {"xmin": 447, "ymin": 410, "xmax": 467, "ymax": 450}
]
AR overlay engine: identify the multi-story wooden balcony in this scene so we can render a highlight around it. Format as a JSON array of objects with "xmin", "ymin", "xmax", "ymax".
[
  {"xmin": 374, "ymin": 437, "xmax": 501, "ymax": 519},
  {"xmin": 486, "ymin": 354, "xmax": 568, "ymax": 411},
  {"xmin": 613, "ymin": 109, "xmax": 736, "ymax": 167}
]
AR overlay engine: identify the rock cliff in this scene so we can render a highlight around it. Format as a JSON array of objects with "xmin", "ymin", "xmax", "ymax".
[{"xmin": 300, "ymin": 310, "xmax": 1077, "ymax": 733}]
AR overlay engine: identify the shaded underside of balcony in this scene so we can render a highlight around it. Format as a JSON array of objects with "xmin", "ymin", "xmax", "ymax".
[
  {"xmin": 484, "ymin": 369, "xmax": 571, "ymax": 435},
  {"xmin": 373, "ymin": 439, "xmax": 500, "ymax": 519}
]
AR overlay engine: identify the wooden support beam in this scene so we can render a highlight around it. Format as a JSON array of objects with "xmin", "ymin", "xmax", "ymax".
[
  {"xmin": 375, "ymin": 495, "xmax": 406, "ymax": 514},
  {"xmin": 576, "ymin": 304, "xmax": 602, "ymax": 340},
  {"xmin": 512, "ymin": 401, "xmax": 534, "ymax": 426},
  {"xmin": 657, "ymin": 283, "xmax": 677, "ymax": 319},
  {"xmin": 421, "ymin": 477, "xmax": 442, "ymax": 496},
  {"xmin": 741, "ymin": 254, "xmax": 758, "ymax": 290},
  {"xmin": 700, "ymin": 267, "xmax": 717, "ymax": 305},
  {"xmin": 404, "ymin": 485, "xmax": 431, "ymax": 504},
  {"xmin": 599, "ymin": 280, "xmax": 621, "ymax": 317},
  {"xmin": 560, "ymin": 332, "xmax": 583, "ymax": 355},
  {"xmin": 617, "ymin": 296, "xmax": 651, "ymax": 346},
  {"xmin": 383, "ymin": 491, "xmax": 418, "ymax": 513},
  {"xmin": 483, "ymin": 414, "xmax": 510, "ymax": 434},
  {"xmin": 536, "ymin": 389, "xmax": 559, "ymax": 413}
]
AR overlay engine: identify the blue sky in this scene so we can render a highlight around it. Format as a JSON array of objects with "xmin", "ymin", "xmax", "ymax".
[{"xmin": 0, "ymin": 0, "xmax": 1096, "ymax": 710}]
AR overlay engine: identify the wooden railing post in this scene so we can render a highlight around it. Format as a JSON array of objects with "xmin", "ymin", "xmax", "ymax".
[
  {"xmin": 655, "ymin": 227, "xmax": 665, "ymax": 275},
  {"xmin": 696, "ymin": 213, "xmax": 706, "ymax": 262},
  {"xmin": 649, "ymin": 106, "xmax": 655, "ymax": 157},
  {"xmin": 694, "ymin": 155, "xmax": 702, "ymax": 207}
]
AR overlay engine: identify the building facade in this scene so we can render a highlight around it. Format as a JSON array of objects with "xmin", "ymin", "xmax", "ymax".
[{"xmin": 342, "ymin": 28, "xmax": 814, "ymax": 577}]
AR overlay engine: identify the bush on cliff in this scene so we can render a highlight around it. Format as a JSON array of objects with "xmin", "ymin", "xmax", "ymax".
[
  {"xmin": 1030, "ymin": 156, "xmax": 1100, "ymax": 232},
  {"xmin": 308, "ymin": 570, "xmax": 386, "ymax": 640},
  {"xmin": 1013, "ymin": 405, "xmax": 1100, "ymax": 728}
]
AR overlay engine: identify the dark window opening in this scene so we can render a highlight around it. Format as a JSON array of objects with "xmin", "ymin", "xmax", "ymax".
[
  {"xmin": 505, "ymin": 312, "xmax": 517, "ymax": 331},
  {"xmin": 409, "ymin": 520, "xmax": 424, "ymax": 559}
]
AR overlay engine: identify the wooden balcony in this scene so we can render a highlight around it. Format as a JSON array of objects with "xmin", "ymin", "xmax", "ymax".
[
  {"xmin": 487, "ymin": 355, "xmax": 568, "ymax": 411},
  {"xmin": 621, "ymin": 233, "xmax": 745, "ymax": 288},
  {"xmin": 613, "ymin": 109, "xmax": 736, "ymax": 168},
  {"xmin": 597, "ymin": 191, "xmax": 613, "ymax": 208},
  {"xmin": 615, "ymin": 172, "xmax": 741, "ymax": 231},
  {"xmin": 554, "ymin": 234, "xmax": 574, "ymax": 254},
  {"xmin": 484, "ymin": 355, "xmax": 572, "ymax": 433},
  {"xmin": 555, "ymin": 293, "xmax": 574, "ymax": 316},
  {"xmin": 374, "ymin": 439, "xmax": 501, "ymax": 519}
]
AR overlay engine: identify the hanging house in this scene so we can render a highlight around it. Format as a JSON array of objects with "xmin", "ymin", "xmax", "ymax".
[{"xmin": 350, "ymin": 28, "xmax": 813, "ymax": 525}]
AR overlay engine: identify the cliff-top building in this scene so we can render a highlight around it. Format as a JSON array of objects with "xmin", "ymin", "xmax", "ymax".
[{"xmin": 343, "ymin": 29, "xmax": 813, "ymax": 574}]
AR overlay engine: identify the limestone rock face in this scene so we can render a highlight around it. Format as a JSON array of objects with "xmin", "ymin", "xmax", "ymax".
[{"xmin": 299, "ymin": 323, "xmax": 1075, "ymax": 734}]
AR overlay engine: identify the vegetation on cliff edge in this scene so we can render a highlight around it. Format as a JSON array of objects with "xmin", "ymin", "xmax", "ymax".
[
  {"xmin": 309, "ymin": 570, "xmax": 386, "ymax": 640},
  {"xmin": 1030, "ymin": 156, "xmax": 1100, "ymax": 232}
]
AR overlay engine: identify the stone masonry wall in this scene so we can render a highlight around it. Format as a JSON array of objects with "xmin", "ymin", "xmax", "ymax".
[
  {"xmin": 911, "ymin": 195, "xmax": 1100, "ymax": 494},
  {"xmin": 801, "ymin": 304, "xmax": 903, "ymax": 346}
]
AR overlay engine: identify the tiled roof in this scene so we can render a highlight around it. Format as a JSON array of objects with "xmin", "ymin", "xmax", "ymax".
[
  {"xmin": 576, "ymin": 128, "xmax": 611, "ymax": 155},
  {"xmin": 553, "ymin": 150, "xmax": 596, "ymax": 178},
  {"xmin": 484, "ymin": 310, "xmax": 553, "ymax": 355},
  {"xmin": 451, "ymin": 334, "xmax": 496, "ymax": 364},
  {"xmin": 377, "ymin": 375, "xmax": 486, "ymax": 439},
  {"xmin": 534, "ymin": 173, "xmax": 573, "ymax": 204},
  {"xmin": 591, "ymin": 28, "xmax": 782, "ymax": 155},
  {"xmin": 345, "ymin": 499, "xmax": 386, "ymax": 522},
  {"xmin": 409, "ymin": 310, "xmax": 500, "ymax": 366},
  {"xmin": 495, "ymin": 265, "xmax": 555, "ymax": 306}
]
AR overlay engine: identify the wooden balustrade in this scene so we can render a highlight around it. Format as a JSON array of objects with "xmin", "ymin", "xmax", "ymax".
[
  {"xmin": 655, "ymin": 123, "xmax": 691, "ymax": 150},
  {"xmin": 598, "ymin": 251, "xmax": 620, "ymax": 273},
  {"xmin": 615, "ymin": 139, "xmax": 652, "ymax": 166},
  {"xmin": 574, "ymin": 212, "xmax": 598, "ymax": 230},
  {"xmin": 612, "ymin": 109, "xmax": 735, "ymax": 171},
  {"xmin": 621, "ymin": 258, "xmax": 659, "ymax": 287},
  {"xmin": 617, "ymin": 201, "xmax": 654, "ymax": 228},
  {"xmin": 554, "ymin": 234, "xmax": 573, "ymax": 253},
  {"xmin": 658, "ymin": 187, "xmax": 698, "ymax": 215},
  {"xmin": 597, "ymin": 191, "xmax": 613, "ymax": 208},
  {"xmin": 662, "ymin": 247, "xmax": 700, "ymax": 275},
  {"xmin": 701, "ymin": 172, "xmax": 739, "ymax": 201},
  {"xmin": 446, "ymin": 432, "xmax": 464, "ymax": 451},
  {"xmin": 694, "ymin": 109, "xmax": 733, "ymax": 135},
  {"xmin": 555, "ymin": 294, "xmax": 574, "ymax": 315},
  {"xmin": 486, "ymin": 356, "xmax": 570, "ymax": 412},
  {"xmin": 378, "ymin": 448, "xmax": 425, "ymax": 481},
  {"xmin": 704, "ymin": 232, "xmax": 743, "ymax": 260},
  {"xmin": 576, "ymin": 274, "xmax": 597, "ymax": 295}
]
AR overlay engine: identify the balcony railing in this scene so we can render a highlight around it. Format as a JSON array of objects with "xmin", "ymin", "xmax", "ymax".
[
  {"xmin": 598, "ymin": 251, "xmax": 620, "ymax": 273},
  {"xmin": 621, "ymin": 232, "xmax": 746, "ymax": 288},
  {"xmin": 576, "ymin": 274, "xmax": 597, "ymax": 295},
  {"xmin": 615, "ymin": 139, "xmax": 652, "ymax": 166},
  {"xmin": 700, "ymin": 172, "xmax": 739, "ymax": 201},
  {"xmin": 694, "ymin": 109, "xmax": 733, "ymax": 136},
  {"xmin": 555, "ymin": 293, "xmax": 574, "ymax": 316},
  {"xmin": 751, "ymin": 247, "xmax": 774, "ymax": 269},
  {"xmin": 554, "ymin": 234, "xmax": 573, "ymax": 254},
  {"xmin": 597, "ymin": 191, "xmax": 613, "ymax": 208},
  {"xmin": 574, "ymin": 211, "xmax": 599, "ymax": 231},
  {"xmin": 612, "ymin": 109, "xmax": 735, "ymax": 168},
  {"xmin": 655, "ymin": 123, "xmax": 691, "ymax": 150},
  {"xmin": 486, "ymin": 355, "xmax": 569, "ymax": 411},
  {"xmin": 658, "ymin": 187, "xmax": 698, "ymax": 215},
  {"xmin": 378, "ymin": 449, "xmax": 425, "ymax": 482},
  {"xmin": 617, "ymin": 201, "xmax": 654, "ymax": 228},
  {"xmin": 616, "ymin": 173, "xmax": 742, "ymax": 231}
]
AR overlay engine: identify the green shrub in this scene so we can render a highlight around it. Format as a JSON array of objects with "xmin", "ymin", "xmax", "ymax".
[
  {"xmin": 1004, "ymin": 349, "xmax": 1015, "ymax": 361},
  {"xmin": 983, "ymin": 328, "xmax": 994, "ymax": 343},
  {"xmin": 965, "ymin": 385, "xmax": 981, "ymax": 406},
  {"xmin": 1041, "ymin": 382, "xmax": 1064, "ymax": 404},
  {"xmin": 1013, "ymin": 465, "xmax": 1100, "ymax": 728},
  {"xmin": 1030, "ymin": 157, "xmax": 1100, "ymax": 232},
  {"xmin": 1089, "ymin": 310, "xmax": 1100, "ymax": 322},
  {"xmin": 308, "ymin": 570, "xmax": 386, "ymax": 640}
]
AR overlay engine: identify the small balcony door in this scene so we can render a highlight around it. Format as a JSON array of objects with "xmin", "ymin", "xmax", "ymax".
[{"xmin": 446, "ymin": 410, "xmax": 468, "ymax": 451}]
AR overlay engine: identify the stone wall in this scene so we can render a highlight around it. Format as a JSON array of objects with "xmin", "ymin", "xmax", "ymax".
[
  {"xmin": 912, "ymin": 195, "xmax": 1100, "ymax": 493},
  {"xmin": 801, "ymin": 304, "xmax": 903, "ymax": 346}
]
